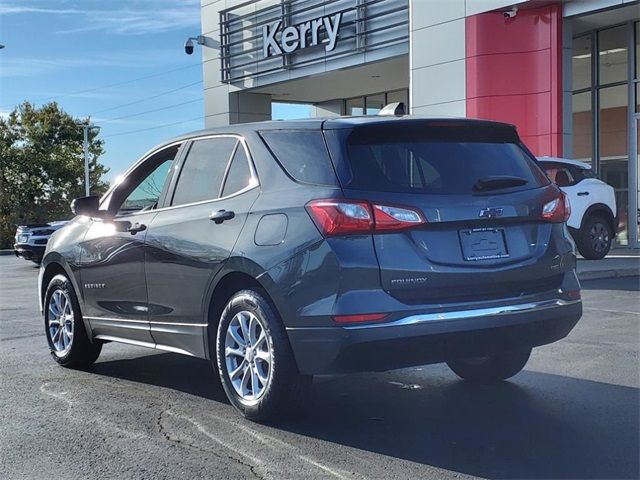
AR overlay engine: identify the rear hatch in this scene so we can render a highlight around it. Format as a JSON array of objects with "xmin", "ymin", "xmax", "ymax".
[{"xmin": 323, "ymin": 119, "xmax": 568, "ymax": 304}]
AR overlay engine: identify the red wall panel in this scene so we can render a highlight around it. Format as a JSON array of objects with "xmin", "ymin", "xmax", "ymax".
[{"xmin": 465, "ymin": 3, "xmax": 563, "ymax": 156}]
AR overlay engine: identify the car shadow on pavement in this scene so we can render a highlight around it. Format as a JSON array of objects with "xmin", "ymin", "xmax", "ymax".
[
  {"xmin": 92, "ymin": 353, "xmax": 229, "ymax": 404},
  {"xmin": 281, "ymin": 370, "xmax": 639, "ymax": 480},
  {"xmin": 580, "ymin": 276, "xmax": 640, "ymax": 292},
  {"xmin": 91, "ymin": 351, "xmax": 639, "ymax": 479}
]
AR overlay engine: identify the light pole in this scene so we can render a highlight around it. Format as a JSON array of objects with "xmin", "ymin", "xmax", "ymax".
[{"xmin": 78, "ymin": 123, "xmax": 100, "ymax": 196}]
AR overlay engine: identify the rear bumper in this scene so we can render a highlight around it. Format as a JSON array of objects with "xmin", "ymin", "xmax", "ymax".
[
  {"xmin": 13, "ymin": 244, "xmax": 45, "ymax": 261},
  {"xmin": 287, "ymin": 298, "xmax": 582, "ymax": 374}
]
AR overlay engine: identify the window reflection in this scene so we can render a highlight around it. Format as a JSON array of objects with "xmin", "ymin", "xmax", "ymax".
[
  {"xmin": 346, "ymin": 97, "xmax": 364, "ymax": 116},
  {"xmin": 345, "ymin": 89, "xmax": 409, "ymax": 116},
  {"xmin": 599, "ymin": 85, "xmax": 629, "ymax": 244},
  {"xmin": 598, "ymin": 26, "xmax": 628, "ymax": 86},
  {"xmin": 366, "ymin": 94, "xmax": 386, "ymax": 115},
  {"xmin": 572, "ymin": 92, "xmax": 592, "ymax": 164},
  {"xmin": 573, "ymin": 35, "xmax": 591, "ymax": 91}
]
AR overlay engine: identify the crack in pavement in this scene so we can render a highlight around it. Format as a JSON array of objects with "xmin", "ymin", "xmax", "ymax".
[
  {"xmin": 40, "ymin": 381, "xmax": 145, "ymax": 440},
  {"xmin": 157, "ymin": 408, "xmax": 266, "ymax": 480}
]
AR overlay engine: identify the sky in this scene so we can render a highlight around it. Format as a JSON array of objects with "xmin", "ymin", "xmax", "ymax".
[{"xmin": 0, "ymin": 0, "xmax": 312, "ymax": 182}]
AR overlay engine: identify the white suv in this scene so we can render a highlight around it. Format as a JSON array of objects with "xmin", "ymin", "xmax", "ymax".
[{"xmin": 538, "ymin": 157, "xmax": 617, "ymax": 260}]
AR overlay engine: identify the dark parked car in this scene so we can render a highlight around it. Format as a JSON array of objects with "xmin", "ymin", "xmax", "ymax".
[
  {"xmin": 14, "ymin": 221, "xmax": 68, "ymax": 264},
  {"xmin": 39, "ymin": 116, "xmax": 582, "ymax": 421}
]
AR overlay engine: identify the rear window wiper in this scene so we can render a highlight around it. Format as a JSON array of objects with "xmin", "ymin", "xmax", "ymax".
[{"xmin": 473, "ymin": 176, "xmax": 528, "ymax": 192}]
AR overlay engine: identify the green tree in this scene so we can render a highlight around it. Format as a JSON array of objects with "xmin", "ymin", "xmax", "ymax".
[{"xmin": 0, "ymin": 101, "xmax": 109, "ymax": 248}]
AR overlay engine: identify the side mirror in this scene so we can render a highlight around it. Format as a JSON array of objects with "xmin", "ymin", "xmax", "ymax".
[{"xmin": 71, "ymin": 196, "xmax": 100, "ymax": 217}]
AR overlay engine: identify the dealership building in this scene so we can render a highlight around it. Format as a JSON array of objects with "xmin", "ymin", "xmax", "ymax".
[{"xmin": 200, "ymin": 0, "xmax": 639, "ymax": 247}]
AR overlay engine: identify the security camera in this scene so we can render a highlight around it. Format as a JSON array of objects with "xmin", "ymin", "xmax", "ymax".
[
  {"xmin": 503, "ymin": 7, "xmax": 518, "ymax": 18},
  {"xmin": 184, "ymin": 38, "xmax": 194, "ymax": 55}
]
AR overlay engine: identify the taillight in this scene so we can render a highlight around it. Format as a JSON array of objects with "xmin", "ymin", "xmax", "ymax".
[
  {"xmin": 372, "ymin": 204, "xmax": 425, "ymax": 231},
  {"xmin": 306, "ymin": 199, "xmax": 426, "ymax": 236},
  {"xmin": 542, "ymin": 191, "xmax": 570, "ymax": 223},
  {"xmin": 306, "ymin": 200, "xmax": 373, "ymax": 236}
]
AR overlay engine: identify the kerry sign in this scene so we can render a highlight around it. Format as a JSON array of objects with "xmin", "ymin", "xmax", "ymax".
[{"xmin": 262, "ymin": 12, "xmax": 342, "ymax": 58}]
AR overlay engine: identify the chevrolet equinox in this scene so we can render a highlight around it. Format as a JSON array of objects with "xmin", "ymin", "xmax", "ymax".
[{"xmin": 39, "ymin": 116, "xmax": 583, "ymax": 421}]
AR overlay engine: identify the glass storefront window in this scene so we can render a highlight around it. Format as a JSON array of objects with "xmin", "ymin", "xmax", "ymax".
[
  {"xmin": 386, "ymin": 89, "xmax": 409, "ymax": 107},
  {"xmin": 346, "ymin": 97, "xmax": 364, "ymax": 116},
  {"xmin": 366, "ymin": 94, "xmax": 386, "ymax": 115},
  {"xmin": 598, "ymin": 26, "xmax": 628, "ymax": 85},
  {"xmin": 636, "ymin": 118, "xmax": 640, "ymax": 245},
  {"xmin": 599, "ymin": 84, "xmax": 629, "ymax": 244},
  {"xmin": 345, "ymin": 90, "xmax": 409, "ymax": 116},
  {"xmin": 573, "ymin": 35, "xmax": 592, "ymax": 91},
  {"xmin": 572, "ymin": 91, "xmax": 593, "ymax": 164},
  {"xmin": 636, "ymin": 22, "xmax": 639, "ymax": 79}
]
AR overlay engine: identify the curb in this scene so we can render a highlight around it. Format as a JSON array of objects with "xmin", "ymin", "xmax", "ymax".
[
  {"xmin": 577, "ymin": 268, "xmax": 639, "ymax": 281},
  {"xmin": 0, "ymin": 249, "xmax": 14, "ymax": 256}
]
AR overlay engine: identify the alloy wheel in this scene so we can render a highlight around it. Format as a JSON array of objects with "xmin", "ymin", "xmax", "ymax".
[
  {"xmin": 224, "ymin": 311, "xmax": 272, "ymax": 401},
  {"xmin": 590, "ymin": 222, "xmax": 610, "ymax": 253},
  {"xmin": 47, "ymin": 289, "xmax": 74, "ymax": 356}
]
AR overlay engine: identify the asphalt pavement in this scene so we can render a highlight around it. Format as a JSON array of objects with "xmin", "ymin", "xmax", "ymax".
[{"xmin": 0, "ymin": 256, "xmax": 638, "ymax": 479}]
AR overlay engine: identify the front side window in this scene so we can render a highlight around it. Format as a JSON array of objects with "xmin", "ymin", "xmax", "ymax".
[
  {"xmin": 171, "ymin": 137, "xmax": 237, "ymax": 206},
  {"xmin": 114, "ymin": 145, "xmax": 178, "ymax": 216}
]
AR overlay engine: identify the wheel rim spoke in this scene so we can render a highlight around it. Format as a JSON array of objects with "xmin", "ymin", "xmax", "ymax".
[
  {"xmin": 250, "ymin": 365, "xmax": 259, "ymax": 394},
  {"xmin": 255, "ymin": 348, "xmax": 270, "ymax": 364},
  {"xmin": 255, "ymin": 362, "xmax": 269, "ymax": 383},
  {"xmin": 225, "ymin": 346, "xmax": 244, "ymax": 358},
  {"xmin": 238, "ymin": 313, "xmax": 250, "ymax": 345},
  {"xmin": 255, "ymin": 330, "xmax": 266, "ymax": 349},
  {"xmin": 241, "ymin": 365, "xmax": 251, "ymax": 396},
  {"xmin": 249, "ymin": 316, "xmax": 260, "ymax": 345},
  {"xmin": 228, "ymin": 325, "xmax": 245, "ymax": 348},
  {"xmin": 229, "ymin": 361, "xmax": 246, "ymax": 380}
]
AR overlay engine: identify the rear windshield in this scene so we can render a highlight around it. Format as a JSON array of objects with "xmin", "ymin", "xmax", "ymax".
[{"xmin": 341, "ymin": 125, "xmax": 548, "ymax": 194}]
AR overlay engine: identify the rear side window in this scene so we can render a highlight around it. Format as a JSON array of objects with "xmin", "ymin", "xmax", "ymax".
[
  {"xmin": 543, "ymin": 163, "xmax": 575, "ymax": 187},
  {"xmin": 221, "ymin": 144, "xmax": 254, "ymax": 197},
  {"xmin": 342, "ymin": 125, "xmax": 547, "ymax": 194},
  {"xmin": 172, "ymin": 137, "xmax": 236, "ymax": 206},
  {"xmin": 571, "ymin": 165, "xmax": 596, "ymax": 183},
  {"xmin": 260, "ymin": 130, "xmax": 337, "ymax": 186}
]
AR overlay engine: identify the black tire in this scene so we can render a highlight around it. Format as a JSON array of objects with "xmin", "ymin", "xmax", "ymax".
[
  {"xmin": 447, "ymin": 348, "xmax": 531, "ymax": 384},
  {"xmin": 216, "ymin": 289, "xmax": 311, "ymax": 422},
  {"xmin": 44, "ymin": 274, "xmax": 102, "ymax": 368},
  {"xmin": 575, "ymin": 214, "xmax": 612, "ymax": 260}
]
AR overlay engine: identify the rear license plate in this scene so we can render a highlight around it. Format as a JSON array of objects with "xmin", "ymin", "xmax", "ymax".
[{"xmin": 459, "ymin": 228, "xmax": 509, "ymax": 261}]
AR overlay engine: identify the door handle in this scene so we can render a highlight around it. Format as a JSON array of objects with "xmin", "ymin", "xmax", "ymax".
[
  {"xmin": 577, "ymin": 191, "xmax": 590, "ymax": 196},
  {"xmin": 127, "ymin": 223, "xmax": 147, "ymax": 235},
  {"xmin": 209, "ymin": 209, "xmax": 235, "ymax": 224}
]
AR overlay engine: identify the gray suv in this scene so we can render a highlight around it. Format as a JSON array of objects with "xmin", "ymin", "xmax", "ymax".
[{"xmin": 39, "ymin": 116, "xmax": 582, "ymax": 421}]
